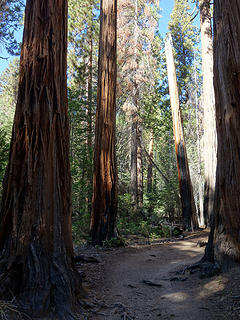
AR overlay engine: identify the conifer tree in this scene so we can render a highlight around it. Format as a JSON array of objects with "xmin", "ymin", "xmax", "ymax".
[
  {"xmin": 0, "ymin": 0, "xmax": 82, "ymax": 317},
  {"xmin": 199, "ymin": 0, "xmax": 217, "ymax": 228},
  {"xmin": 168, "ymin": 0, "xmax": 199, "ymax": 104},
  {"xmin": 0, "ymin": 0, "xmax": 23, "ymax": 55},
  {"xmin": 90, "ymin": 0, "xmax": 118, "ymax": 245},
  {"xmin": 165, "ymin": 33, "xmax": 198, "ymax": 230},
  {"xmin": 118, "ymin": 0, "xmax": 160, "ymax": 214},
  {"xmin": 68, "ymin": 0, "xmax": 99, "ymax": 215}
]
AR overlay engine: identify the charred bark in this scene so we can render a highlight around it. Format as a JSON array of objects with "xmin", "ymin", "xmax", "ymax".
[
  {"xmin": 131, "ymin": 113, "xmax": 143, "ymax": 215},
  {"xmin": 0, "ymin": 0, "xmax": 82, "ymax": 318},
  {"xmin": 165, "ymin": 33, "xmax": 198, "ymax": 231},
  {"xmin": 90, "ymin": 0, "xmax": 118, "ymax": 245}
]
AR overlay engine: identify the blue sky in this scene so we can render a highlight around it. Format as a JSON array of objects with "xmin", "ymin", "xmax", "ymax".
[
  {"xmin": 0, "ymin": 0, "xmax": 194, "ymax": 74},
  {"xmin": 159, "ymin": 0, "xmax": 175, "ymax": 36}
]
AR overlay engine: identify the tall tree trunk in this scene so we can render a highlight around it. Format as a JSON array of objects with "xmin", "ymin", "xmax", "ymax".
[
  {"xmin": 200, "ymin": 0, "xmax": 217, "ymax": 228},
  {"xmin": 137, "ymin": 121, "xmax": 143, "ymax": 212},
  {"xmin": 131, "ymin": 112, "xmax": 138, "ymax": 214},
  {"xmin": 208, "ymin": 0, "xmax": 240, "ymax": 267},
  {"xmin": 0, "ymin": 0, "xmax": 82, "ymax": 318},
  {"xmin": 90, "ymin": 0, "xmax": 118, "ymax": 245},
  {"xmin": 147, "ymin": 130, "xmax": 154, "ymax": 193},
  {"xmin": 130, "ymin": 0, "xmax": 143, "ymax": 214},
  {"xmin": 194, "ymin": 54, "xmax": 204, "ymax": 227},
  {"xmin": 165, "ymin": 33, "xmax": 198, "ymax": 230},
  {"xmin": 87, "ymin": 18, "xmax": 93, "ymax": 215}
]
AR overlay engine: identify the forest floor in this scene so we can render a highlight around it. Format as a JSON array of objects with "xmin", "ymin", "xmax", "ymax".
[{"xmin": 76, "ymin": 230, "xmax": 240, "ymax": 320}]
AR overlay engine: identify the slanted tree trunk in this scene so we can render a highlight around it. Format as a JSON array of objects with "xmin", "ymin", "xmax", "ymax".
[
  {"xmin": 147, "ymin": 130, "xmax": 154, "ymax": 193},
  {"xmin": 165, "ymin": 33, "xmax": 198, "ymax": 230},
  {"xmin": 0, "ymin": 0, "xmax": 82, "ymax": 318},
  {"xmin": 200, "ymin": 0, "xmax": 217, "ymax": 228},
  {"xmin": 207, "ymin": 0, "xmax": 240, "ymax": 267},
  {"xmin": 90, "ymin": 0, "xmax": 118, "ymax": 245}
]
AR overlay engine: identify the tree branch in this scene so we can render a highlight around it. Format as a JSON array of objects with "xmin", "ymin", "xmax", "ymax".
[{"xmin": 142, "ymin": 145, "xmax": 169, "ymax": 184}]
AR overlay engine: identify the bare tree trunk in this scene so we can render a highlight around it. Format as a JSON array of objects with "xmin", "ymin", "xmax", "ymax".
[
  {"xmin": 131, "ymin": 112, "xmax": 138, "ymax": 213},
  {"xmin": 90, "ymin": 0, "xmax": 118, "ymax": 245},
  {"xmin": 208, "ymin": 0, "xmax": 240, "ymax": 267},
  {"xmin": 200, "ymin": 0, "xmax": 217, "ymax": 228},
  {"xmin": 137, "ymin": 122, "xmax": 143, "ymax": 212},
  {"xmin": 87, "ymin": 19, "xmax": 93, "ymax": 215},
  {"xmin": 194, "ymin": 54, "xmax": 204, "ymax": 227},
  {"xmin": 147, "ymin": 130, "xmax": 154, "ymax": 193},
  {"xmin": 165, "ymin": 33, "xmax": 198, "ymax": 230},
  {"xmin": 130, "ymin": 0, "xmax": 140, "ymax": 215},
  {"xmin": 0, "ymin": 0, "xmax": 82, "ymax": 318}
]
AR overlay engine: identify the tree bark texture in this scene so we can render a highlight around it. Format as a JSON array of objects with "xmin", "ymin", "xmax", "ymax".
[
  {"xmin": 165, "ymin": 33, "xmax": 198, "ymax": 230},
  {"xmin": 90, "ymin": 0, "xmax": 118, "ymax": 245},
  {"xmin": 0, "ymin": 0, "xmax": 82, "ymax": 318},
  {"xmin": 131, "ymin": 112, "xmax": 143, "ymax": 215},
  {"xmin": 87, "ymin": 23, "xmax": 93, "ymax": 215},
  {"xmin": 147, "ymin": 130, "xmax": 154, "ymax": 193},
  {"xmin": 200, "ymin": 0, "xmax": 217, "ymax": 228},
  {"xmin": 131, "ymin": 112, "xmax": 138, "ymax": 213},
  {"xmin": 211, "ymin": 0, "xmax": 240, "ymax": 266}
]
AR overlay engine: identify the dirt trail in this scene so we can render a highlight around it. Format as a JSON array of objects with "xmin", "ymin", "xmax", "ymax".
[{"xmin": 77, "ymin": 231, "xmax": 240, "ymax": 320}]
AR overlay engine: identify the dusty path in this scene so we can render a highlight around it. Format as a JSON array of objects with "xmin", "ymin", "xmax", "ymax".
[{"xmin": 77, "ymin": 231, "xmax": 240, "ymax": 320}]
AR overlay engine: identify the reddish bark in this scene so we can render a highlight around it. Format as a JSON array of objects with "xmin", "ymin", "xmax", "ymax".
[
  {"xmin": 209, "ymin": 0, "xmax": 240, "ymax": 266},
  {"xmin": 90, "ymin": 0, "xmax": 118, "ymax": 245},
  {"xmin": 0, "ymin": 0, "xmax": 81, "ymax": 318}
]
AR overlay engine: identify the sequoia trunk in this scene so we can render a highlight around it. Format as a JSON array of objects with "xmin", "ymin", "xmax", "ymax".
[
  {"xmin": 165, "ymin": 33, "xmax": 198, "ymax": 230},
  {"xmin": 90, "ymin": 0, "xmax": 118, "ymax": 245},
  {"xmin": 200, "ymin": 0, "xmax": 217, "ymax": 228},
  {"xmin": 0, "ymin": 0, "xmax": 81, "ymax": 318},
  {"xmin": 210, "ymin": 0, "xmax": 240, "ymax": 266}
]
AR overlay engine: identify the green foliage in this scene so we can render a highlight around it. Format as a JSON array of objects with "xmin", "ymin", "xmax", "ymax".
[
  {"xmin": 72, "ymin": 214, "xmax": 90, "ymax": 245},
  {"xmin": 0, "ymin": 58, "xmax": 19, "ymax": 194},
  {"xmin": 68, "ymin": 0, "xmax": 99, "ymax": 221},
  {"xmin": 102, "ymin": 237, "xmax": 126, "ymax": 248},
  {"xmin": 0, "ymin": 128, "xmax": 10, "ymax": 187},
  {"xmin": 117, "ymin": 216, "xmax": 171, "ymax": 239},
  {"xmin": 68, "ymin": 88, "xmax": 94, "ymax": 216},
  {"xmin": 0, "ymin": 0, "xmax": 24, "ymax": 55},
  {"xmin": 168, "ymin": 0, "xmax": 200, "ymax": 104}
]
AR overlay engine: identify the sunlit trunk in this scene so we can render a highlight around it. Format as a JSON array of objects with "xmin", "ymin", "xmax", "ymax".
[
  {"xmin": 165, "ymin": 33, "xmax": 198, "ymax": 230},
  {"xmin": 200, "ymin": 0, "xmax": 217, "ymax": 228}
]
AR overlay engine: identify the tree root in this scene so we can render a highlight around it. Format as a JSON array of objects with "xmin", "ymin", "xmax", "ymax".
[{"xmin": 177, "ymin": 260, "xmax": 221, "ymax": 278}]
